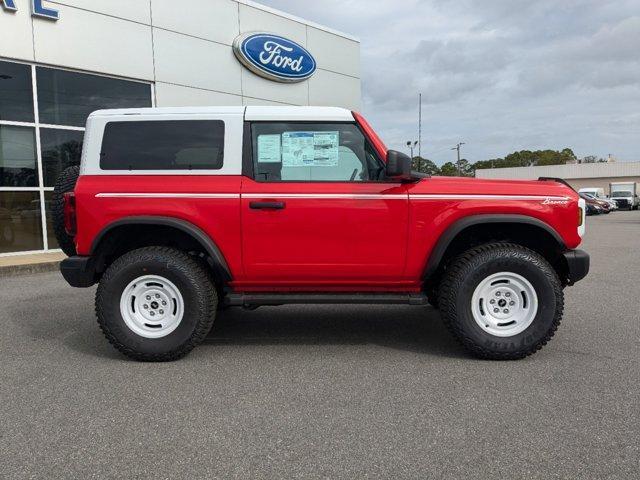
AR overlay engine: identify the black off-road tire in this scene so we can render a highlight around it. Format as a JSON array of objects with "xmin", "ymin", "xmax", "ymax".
[
  {"xmin": 426, "ymin": 287, "xmax": 439, "ymax": 309},
  {"xmin": 51, "ymin": 165, "xmax": 80, "ymax": 256},
  {"xmin": 95, "ymin": 247, "xmax": 217, "ymax": 361},
  {"xmin": 438, "ymin": 243, "xmax": 563, "ymax": 360}
]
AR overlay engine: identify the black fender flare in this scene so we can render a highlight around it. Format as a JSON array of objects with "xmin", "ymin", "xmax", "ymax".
[
  {"xmin": 91, "ymin": 216, "xmax": 232, "ymax": 281},
  {"xmin": 422, "ymin": 214, "xmax": 566, "ymax": 280}
]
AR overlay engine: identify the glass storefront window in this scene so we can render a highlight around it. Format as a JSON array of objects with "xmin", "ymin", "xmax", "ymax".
[
  {"xmin": 0, "ymin": 191, "xmax": 43, "ymax": 254},
  {"xmin": 41, "ymin": 128, "xmax": 84, "ymax": 187},
  {"xmin": 0, "ymin": 61, "xmax": 34, "ymax": 123},
  {"xmin": 37, "ymin": 67, "xmax": 152, "ymax": 127},
  {"xmin": 0, "ymin": 60, "xmax": 152, "ymax": 255},
  {"xmin": 44, "ymin": 191, "xmax": 57, "ymax": 249},
  {"xmin": 0, "ymin": 125, "xmax": 38, "ymax": 187}
]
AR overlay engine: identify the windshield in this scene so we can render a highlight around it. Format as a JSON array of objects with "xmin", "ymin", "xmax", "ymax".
[{"xmin": 611, "ymin": 191, "xmax": 632, "ymax": 198}]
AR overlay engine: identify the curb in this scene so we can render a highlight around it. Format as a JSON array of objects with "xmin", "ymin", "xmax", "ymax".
[{"xmin": 0, "ymin": 261, "xmax": 61, "ymax": 277}]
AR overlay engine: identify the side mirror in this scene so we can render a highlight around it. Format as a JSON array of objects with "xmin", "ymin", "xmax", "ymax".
[{"xmin": 386, "ymin": 150, "xmax": 413, "ymax": 180}]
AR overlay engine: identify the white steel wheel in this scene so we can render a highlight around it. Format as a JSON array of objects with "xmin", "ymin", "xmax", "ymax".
[
  {"xmin": 119, "ymin": 275, "xmax": 185, "ymax": 339},
  {"xmin": 471, "ymin": 272, "xmax": 539, "ymax": 337}
]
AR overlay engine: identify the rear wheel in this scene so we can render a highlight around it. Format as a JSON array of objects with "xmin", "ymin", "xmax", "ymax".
[
  {"xmin": 96, "ymin": 247, "xmax": 217, "ymax": 361},
  {"xmin": 438, "ymin": 243, "xmax": 563, "ymax": 360},
  {"xmin": 51, "ymin": 165, "xmax": 80, "ymax": 256}
]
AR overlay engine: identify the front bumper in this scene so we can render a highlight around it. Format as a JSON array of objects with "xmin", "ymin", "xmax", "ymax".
[
  {"xmin": 563, "ymin": 249, "xmax": 590, "ymax": 286},
  {"xmin": 60, "ymin": 256, "xmax": 96, "ymax": 288},
  {"xmin": 613, "ymin": 199, "xmax": 630, "ymax": 209}
]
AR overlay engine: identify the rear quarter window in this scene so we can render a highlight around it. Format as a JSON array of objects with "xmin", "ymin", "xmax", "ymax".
[{"xmin": 100, "ymin": 120, "xmax": 224, "ymax": 170}]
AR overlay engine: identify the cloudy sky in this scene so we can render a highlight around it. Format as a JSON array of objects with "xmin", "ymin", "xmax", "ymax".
[{"xmin": 259, "ymin": 0, "xmax": 640, "ymax": 165}]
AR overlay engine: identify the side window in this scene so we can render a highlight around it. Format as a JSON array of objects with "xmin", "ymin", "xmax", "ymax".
[
  {"xmin": 100, "ymin": 120, "xmax": 224, "ymax": 170},
  {"xmin": 251, "ymin": 123, "xmax": 384, "ymax": 182}
]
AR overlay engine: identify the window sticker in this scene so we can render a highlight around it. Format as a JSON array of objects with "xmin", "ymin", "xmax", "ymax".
[
  {"xmin": 282, "ymin": 131, "xmax": 339, "ymax": 167},
  {"xmin": 257, "ymin": 134, "xmax": 282, "ymax": 163}
]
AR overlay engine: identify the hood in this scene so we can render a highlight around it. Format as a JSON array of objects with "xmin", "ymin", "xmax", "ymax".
[{"xmin": 407, "ymin": 176, "xmax": 578, "ymax": 199}]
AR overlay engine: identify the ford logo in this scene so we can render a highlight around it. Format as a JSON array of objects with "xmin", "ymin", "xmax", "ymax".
[{"xmin": 233, "ymin": 32, "xmax": 316, "ymax": 83}]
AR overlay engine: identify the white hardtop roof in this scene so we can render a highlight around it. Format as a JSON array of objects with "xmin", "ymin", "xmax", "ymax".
[
  {"xmin": 245, "ymin": 106, "xmax": 354, "ymax": 121},
  {"xmin": 90, "ymin": 106, "xmax": 355, "ymax": 122}
]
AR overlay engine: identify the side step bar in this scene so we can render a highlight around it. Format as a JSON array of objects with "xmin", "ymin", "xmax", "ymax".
[{"xmin": 224, "ymin": 293, "xmax": 429, "ymax": 308}]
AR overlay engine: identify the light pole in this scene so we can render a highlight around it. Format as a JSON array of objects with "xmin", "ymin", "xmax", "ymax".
[
  {"xmin": 406, "ymin": 140, "xmax": 418, "ymax": 164},
  {"xmin": 451, "ymin": 142, "xmax": 466, "ymax": 175}
]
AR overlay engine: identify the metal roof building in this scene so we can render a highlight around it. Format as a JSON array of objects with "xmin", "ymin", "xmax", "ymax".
[{"xmin": 475, "ymin": 162, "xmax": 640, "ymax": 193}]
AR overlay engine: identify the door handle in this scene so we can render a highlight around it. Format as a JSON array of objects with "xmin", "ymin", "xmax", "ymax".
[{"xmin": 249, "ymin": 201, "xmax": 286, "ymax": 210}]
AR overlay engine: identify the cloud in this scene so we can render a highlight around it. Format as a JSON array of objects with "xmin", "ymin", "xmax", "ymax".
[{"xmin": 258, "ymin": 0, "xmax": 640, "ymax": 162}]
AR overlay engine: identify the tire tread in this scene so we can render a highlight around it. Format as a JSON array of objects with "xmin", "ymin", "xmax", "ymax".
[
  {"xmin": 95, "ymin": 246, "xmax": 217, "ymax": 361},
  {"xmin": 437, "ymin": 242, "xmax": 564, "ymax": 360}
]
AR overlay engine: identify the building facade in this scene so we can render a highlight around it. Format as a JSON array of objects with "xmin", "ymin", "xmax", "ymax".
[
  {"xmin": 0, "ymin": 0, "xmax": 361, "ymax": 256},
  {"xmin": 475, "ymin": 162, "xmax": 640, "ymax": 193}
]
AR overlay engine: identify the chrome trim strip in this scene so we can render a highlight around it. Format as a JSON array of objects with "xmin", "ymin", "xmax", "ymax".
[
  {"xmin": 410, "ymin": 194, "xmax": 571, "ymax": 201},
  {"xmin": 242, "ymin": 193, "xmax": 407, "ymax": 200},
  {"xmin": 95, "ymin": 193, "xmax": 571, "ymax": 201},
  {"xmin": 96, "ymin": 193, "xmax": 240, "ymax": 199}
]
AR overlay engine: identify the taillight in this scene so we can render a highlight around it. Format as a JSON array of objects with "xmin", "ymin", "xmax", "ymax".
[{"xmin": 63, "ymin": 192, "xmax": 77, "ymax": 236}]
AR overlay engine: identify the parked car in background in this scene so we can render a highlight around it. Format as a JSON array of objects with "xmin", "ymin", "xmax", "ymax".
[
  {"xmin": 579, "ymin": 187, "xmax": 606, "ymax": 197},
  {"xmin": 579, "ymin": 193, "xmax": 610, "ymax": 214},
  {"xmin": 609, "ymin": 182, "xmax": 639, "ymax": 210},
  {"xmin": 578, "ymin": 188, "xmax": 617, "ymax": 210},
  {"xmin": 583, "ymin": 196, "xmax": 603, "ymax": 216}
]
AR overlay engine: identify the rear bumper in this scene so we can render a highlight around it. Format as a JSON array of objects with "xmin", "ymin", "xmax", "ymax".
[
  {"xmin": 60, "ymin": 256, "xmax": 96, "ymax": 288},
  {"xmin": 563, "ymin": 249, "xmax": 590, "ymax": 286}
]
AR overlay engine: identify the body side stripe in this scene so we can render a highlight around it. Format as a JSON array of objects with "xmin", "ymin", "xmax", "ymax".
[{"xmin": 94, "ymin": 193, "xmax": 570, "ymax": 201}]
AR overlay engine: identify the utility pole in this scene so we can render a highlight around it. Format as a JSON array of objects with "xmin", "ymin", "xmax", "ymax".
[
  {"xmin": 452, "ymin": 142, "xmax": 465, "ymax": 175},
  {"xmin": 418, "ymin": 93, "xmax": 422, "ymax": 171}
]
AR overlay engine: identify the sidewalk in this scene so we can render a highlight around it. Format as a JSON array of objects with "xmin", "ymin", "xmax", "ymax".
[{"xmin": 0, "ymin": 252, "xmax": 66, "ymax": 276}]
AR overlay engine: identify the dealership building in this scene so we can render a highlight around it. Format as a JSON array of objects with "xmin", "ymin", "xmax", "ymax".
[
  {"xmin": 0, "ymin": 0, "xmax": 361, "ymax": 256},
  {"xmin": 475, "ymin": 162, "xmax": 640, "ymax": 193}
]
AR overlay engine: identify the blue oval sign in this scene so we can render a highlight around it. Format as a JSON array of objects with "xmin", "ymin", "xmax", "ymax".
[{"xmin": 233, "ymin": 32, "xmax": 316, "ymax": 83}]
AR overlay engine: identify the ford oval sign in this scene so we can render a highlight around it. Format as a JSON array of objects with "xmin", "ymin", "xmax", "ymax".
[{"xmin": 233, "ymin": 32, "xmax": 316, "ymax": 83}]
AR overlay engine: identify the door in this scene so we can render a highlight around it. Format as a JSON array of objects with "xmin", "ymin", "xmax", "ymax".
[{"xmin": 240, "ymin": 121, "xmax": 409, "ymax": 288}]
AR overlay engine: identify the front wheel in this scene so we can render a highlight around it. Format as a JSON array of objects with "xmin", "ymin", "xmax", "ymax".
[
  {"xmin": 96, "ymin": 247, "xmax": 217, "ymax": 361},
  {"xmin": 438, "ymin": 243, "xmax": 563, "ymax": 360}
]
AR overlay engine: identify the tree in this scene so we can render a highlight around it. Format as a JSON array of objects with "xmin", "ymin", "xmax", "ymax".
[
  {"xmin": 472, "ymin": 148, "xmax": 575, "ymax": 171},
  {"xmin": 560, "ymin": 148, "xmax": 577, "ymax": 163},
  {"xmin": 439, "ymin": 162, "xmax": 459, "ymax": 176},
  {"xmin": 411, "ymin": 156, "xmax": 440, "ymax": 175},
  {"xmin": 458, "ymin": 158, "xmax": 474, "ymax": 176},
  {"xmin": 580, "ymin": 155, "xmax": 607, "ymax": 163}
]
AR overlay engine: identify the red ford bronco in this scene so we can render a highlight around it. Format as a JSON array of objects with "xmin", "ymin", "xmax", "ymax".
[{"xmin": 53, "ymin": 106, "xmax": 589, "ymax": 361}]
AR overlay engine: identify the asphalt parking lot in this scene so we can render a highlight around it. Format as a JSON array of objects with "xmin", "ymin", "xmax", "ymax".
[{"xmin": 1, "ymin": 212, "xmax": 639, "ymax": 479}]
